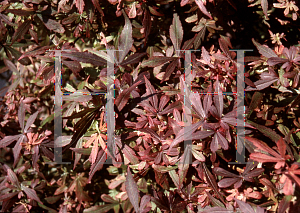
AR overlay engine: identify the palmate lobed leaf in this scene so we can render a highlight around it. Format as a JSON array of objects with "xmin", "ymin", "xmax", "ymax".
[
  {"xmin": 168, "ymin": 121, "xmax": 204, "ymax": 153},
  {"xmin": 144, "ymin": 76, "xmax": 158, "ymax": 110},
  {"xmin": 88, "ymin": 149, "xmax": 106, "ymax": 182},
  {"xmin": 115, "ymin": 80, "xmax": 142, "ymax": 111}
]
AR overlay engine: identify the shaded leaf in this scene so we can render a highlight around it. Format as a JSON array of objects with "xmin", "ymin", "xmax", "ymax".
[
  {"xmin": 194, "ymin": 26, "xmax": 206, "ymax": 50},
  {"xmin": 62, "ymin": 13, "xmax": 79, "ymax": 25},
  {"xmin": 142, "ymin": 9, "xmax": 151, "ymax": 45},
  {"xmin": 205, "ymin": 191, "xmax": 225, "ymax": 208},
  {"xmin": 91, "ymin": 0, "xmax": 104, "ymax": 15},
  {"xmin": 11, "ymin": 20, "xmax": 32, "ymax": 45},
  {"xmin": 218, "ymin": 177, "xmax": 240, "ymax": 188},
  {"xmin": 267, "ymin": 57, "xmax": 289, "ymax": 66},
  {"xmin": 4, "ymin": 45, "xmax": 31, "ymax": 65},
  {"xmin": 18, "ymin": 100, "xmax": 25, "ymax": 131},
  {"xmin": 278, "ymin": 195, "xmax": 292, "ymax": 213},
  {"xmin": 234, "ymin": 198, "xmax": 255, "ymax": 213},
  {"xmin": 247, "ymin": 91, "xmax": 263, "ymax": 118},
  {"xmin": 62, "ymin": 59, "xmax": 82, "ymax": 76},
  {"xmin": 6, "ymin": 9, "xmax": 35, "ymax": 16},
  {"xmin": 246, "ymin": 121, "xmax": 281, "ymax": 142},
  {"xmin": 21, "ymin": 185, "xmax": 43, "ymax": 204},
  {"xmin": 213, "ymin": 167, "xmax": 239, "ymax": 178},
  {"xmin": 61, "ymin": 51, "xmax": 106, "ymax": 66},
  {"xmin": 120, "ymin": 53, "xmax": 147, "ymax": 66},
  {"xmin": 83, "ymin": 203, "xmax": 118, "ymax": 213},
  {"xmin": 178, "ymin": 145, "xmax": 191, "ymax": 187},
  {"xmin": 0, "ymin": 191, "xmax": 19, "ymax": 202},
  {"xmin": 37, "ymin": 14, "xmax": 65, "ymax": 33}
]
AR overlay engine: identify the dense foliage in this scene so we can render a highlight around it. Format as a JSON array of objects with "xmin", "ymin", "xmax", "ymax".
[{"xmin": 0, "ymin": 0, "xmax": 300, "ymax": 212}]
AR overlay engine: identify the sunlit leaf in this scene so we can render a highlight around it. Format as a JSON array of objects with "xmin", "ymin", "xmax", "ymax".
[{"xmin": 170, "ymin": 13, "xmax": 183, "ymax": 50}]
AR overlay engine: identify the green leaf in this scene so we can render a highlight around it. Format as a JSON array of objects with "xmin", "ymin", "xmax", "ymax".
[
  {"xmin": 152, "ymin": 164, "xmax": 178, "ymax": 173},
  {"xmin": 169, "ymin": 170, "xmax": 180, "ymax": 188},
  {"xmin": 40, "ymin": 114, "xmax": 54, "ymax": 128},
  {"xmin": 141, "ymin": 57, "xmax": 177, "ymax": 67}
]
